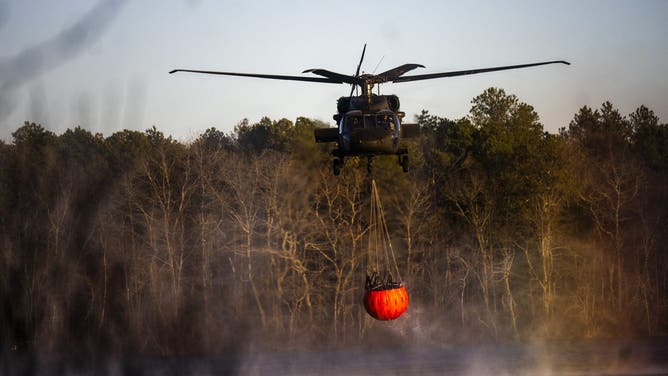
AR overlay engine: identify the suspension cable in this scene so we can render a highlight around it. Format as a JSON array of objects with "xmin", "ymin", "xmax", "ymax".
[{"xmin": 368, "ymin": 179, "xmax": 402, "ymax": 284}]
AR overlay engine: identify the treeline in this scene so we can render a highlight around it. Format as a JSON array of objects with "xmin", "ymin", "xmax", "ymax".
[{"xmin": 1, "ymin": 88, "xmax": 667, "ymax": 356}]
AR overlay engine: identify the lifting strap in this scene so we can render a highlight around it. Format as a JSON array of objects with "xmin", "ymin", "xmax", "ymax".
[{"xmin": 366, "ymin": 179, "xmax": 402, "ymax": 286}]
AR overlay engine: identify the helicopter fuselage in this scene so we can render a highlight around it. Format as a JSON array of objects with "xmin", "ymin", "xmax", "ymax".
[
  {"xmin": 314, "ymin": 94, "xmax": 416, "ymax": 175},
  {"xmin": 338, "ymin": 109, "xmax": 400, "ymax": 155}
]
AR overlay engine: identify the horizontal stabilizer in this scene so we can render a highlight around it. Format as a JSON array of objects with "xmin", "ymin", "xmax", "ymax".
[
  {"xmin": 401, "ymin": 123, "xmax": 420, "ymax": 139},
  {"xmin": 314, "ymin": 127, "xmax": 339, "ymax": 143}
]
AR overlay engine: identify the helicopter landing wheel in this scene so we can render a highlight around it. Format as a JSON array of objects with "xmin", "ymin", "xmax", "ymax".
[
  {"xmin": 400, "ymin": 154, "xmax": 409, "ymax": 173},
  {"xmin": 333, "ymin": 158, "xmax": 342, "ymax": 176}
]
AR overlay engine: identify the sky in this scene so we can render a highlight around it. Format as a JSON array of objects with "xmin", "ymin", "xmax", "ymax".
[{"xmin": 0, "ymin": 0, "xmax": 667, "ymax": 142}]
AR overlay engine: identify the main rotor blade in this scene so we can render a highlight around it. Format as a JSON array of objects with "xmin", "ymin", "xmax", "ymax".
[
  {"xmin": 392, "ymin": 60, "xmax": 570, "ymax": 83},
  {"xmin": 350, "ymin": 43, "xmax": 367, "ymax": 97},
  {"xmin": 374, "ymin": 63, "xmax": 426, "ymax": 83},
  {"xmin": 302, "ymin": 69, "xmax": 363, "ymax": 85},
  {"xmin": 169, "ymin": 69, "xmax": 341, "ymax": 84},
  {"xmin": 354, "ymin": 43, "xmax": 367, "ymax": 78}
]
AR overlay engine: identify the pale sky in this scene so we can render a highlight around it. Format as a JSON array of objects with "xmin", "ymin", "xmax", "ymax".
[{"xmin": 1, "ymin": 0, "xmax": 666, "ymax": 141}]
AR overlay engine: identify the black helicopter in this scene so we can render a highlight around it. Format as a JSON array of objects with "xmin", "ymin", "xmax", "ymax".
[{"xmin": 170, "ymin": 45, "xmax": 569, "ymax": 175}]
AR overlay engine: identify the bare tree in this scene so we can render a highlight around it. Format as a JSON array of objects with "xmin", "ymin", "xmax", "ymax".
[
  {"xmin": 448, "ymin": 171, "xmax": 498, "ymax": 336},
  {"xmin": 311, "ymin": 166, "xmax": 368, "ymax": 342}
]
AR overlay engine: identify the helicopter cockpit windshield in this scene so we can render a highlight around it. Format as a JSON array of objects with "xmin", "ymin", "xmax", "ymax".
[
  {"xmin": 344, "ymin": 113, "xmax": 398, "ymax": 132},
  {"xmin": 377, "ymin": 114, "xmax": 397, "ymax": 131}
]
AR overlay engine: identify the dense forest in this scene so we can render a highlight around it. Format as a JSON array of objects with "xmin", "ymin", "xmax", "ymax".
[{"xmin": 1, "ymin": 88, "xmax": 667, "ymax": 357}]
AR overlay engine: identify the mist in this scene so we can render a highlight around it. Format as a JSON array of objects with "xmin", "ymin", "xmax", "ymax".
[
  {"xmin": 0, "ymin": 0, "xmax": 125, "ymax": 122},
  {"xmin": 2, "ymin": 88, "xmax": 668, "ymax": 374}
]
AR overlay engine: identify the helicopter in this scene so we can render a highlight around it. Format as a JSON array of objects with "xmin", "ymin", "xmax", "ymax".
[{"xmin": 170, "ymin": 45, "xmax": 569, "ymax": 175}]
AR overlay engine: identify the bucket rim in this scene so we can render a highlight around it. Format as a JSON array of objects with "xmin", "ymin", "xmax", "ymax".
[{"xmin": 365, "ymin": 281, "xmax": 404, "ymax": 292}]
